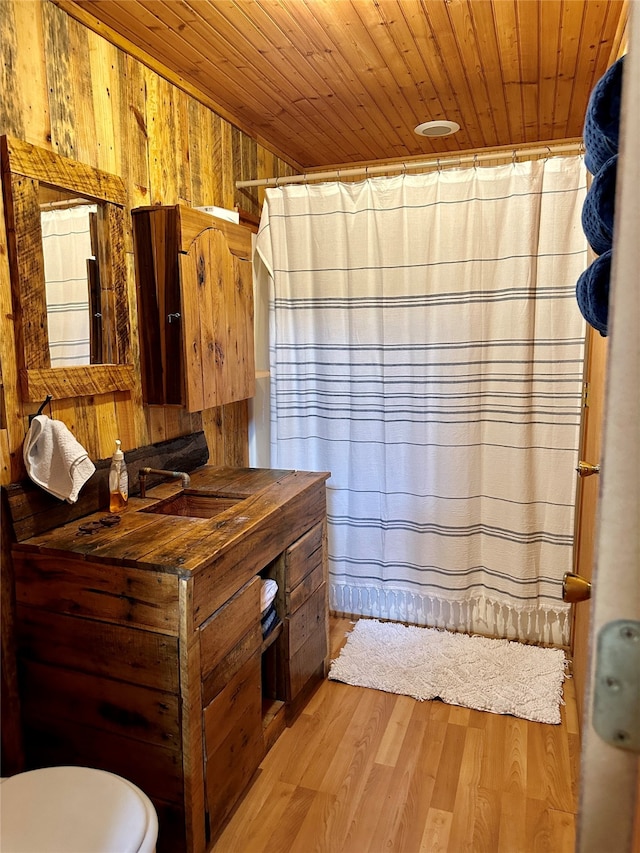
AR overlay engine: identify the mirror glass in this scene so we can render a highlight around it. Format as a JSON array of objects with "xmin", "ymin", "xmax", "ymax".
[
  {"xmin": 1, "ymin": 135, "xmax": 135, "ymax": 402},
  {"xmin": 39, "ymin": 185, "xmax": 101, "ymax": 366}
]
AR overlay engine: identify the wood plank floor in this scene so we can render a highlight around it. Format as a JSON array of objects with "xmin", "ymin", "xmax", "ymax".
[{"xmin": 211, "ymin": 617, "xmax": 580, "ymax": 853}]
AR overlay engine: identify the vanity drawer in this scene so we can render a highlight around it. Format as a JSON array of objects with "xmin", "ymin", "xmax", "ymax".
[
  {"xmin": 199, "ymin": 575, "xmax": 261, "ymax": 686},
  {"xmin": 284, "ymin": 522, "xmax": 324, "ymax": 592}
]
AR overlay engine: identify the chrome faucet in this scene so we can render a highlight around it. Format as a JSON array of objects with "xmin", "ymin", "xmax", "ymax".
[{"xmin": 139, "ymin": 467, "xmax": 191, "ymax": 498}]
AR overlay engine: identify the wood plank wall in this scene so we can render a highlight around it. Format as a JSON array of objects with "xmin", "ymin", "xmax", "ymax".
[{"xmin": 0, "ymin": 0, "xmax": 295, "ymax": 487}]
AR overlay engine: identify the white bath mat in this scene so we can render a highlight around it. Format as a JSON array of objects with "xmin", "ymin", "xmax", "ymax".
[{"xmin": 328, "ymin": 618, "xmax": 567, "ymax": 724}]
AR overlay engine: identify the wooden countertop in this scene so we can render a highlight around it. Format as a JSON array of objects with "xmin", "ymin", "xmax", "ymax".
[{"xmin": 12, "ymin": 466, "xmax": 330, "ymax": 578}]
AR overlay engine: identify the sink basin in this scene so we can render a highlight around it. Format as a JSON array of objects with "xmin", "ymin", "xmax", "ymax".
[{"xmin": 142, "ymin": 491, "xmax": 241, "ymax": 519}]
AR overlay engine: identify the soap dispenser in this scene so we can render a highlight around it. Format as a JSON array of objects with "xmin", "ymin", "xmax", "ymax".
[{"xmin": 109, "ymin": 440, "xmax": 128, "ymax": 513}]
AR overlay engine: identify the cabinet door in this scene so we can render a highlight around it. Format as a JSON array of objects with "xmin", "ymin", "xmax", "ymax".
[
  {"xmin": 132, "ymin": 206, "xmax": 182, "ymax": 405},
  {"xmin": 199, "ymin": 575, "xmax": 261, "ymax": 706},
  {"xmin": 203, "ymin": 650, "xmax": 263, "ymax": 836},
  {"xmin": 284, "ymin": 582, "xmax": 328, "ymax": 702},
  {"xmin": 179, "ymin": 225, "xmax": 255, "ymax": 412}
]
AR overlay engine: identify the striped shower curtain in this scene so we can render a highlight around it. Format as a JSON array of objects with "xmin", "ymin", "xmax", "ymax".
[
  {"xmin": 255, "ymin": 158, "xmax": 588, "ymax": 645},
  {"xmin": 41, "ymin": 205, "xmax": 96, "ymax": 366}
]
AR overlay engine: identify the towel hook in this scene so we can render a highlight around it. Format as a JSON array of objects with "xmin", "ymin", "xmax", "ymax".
[{"xmin": 29, "ymin": 394, "xmax": 53, "ymax": 425}]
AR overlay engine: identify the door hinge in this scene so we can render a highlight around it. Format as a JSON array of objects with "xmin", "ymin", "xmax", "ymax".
[
  {"xmin": 582, "ymin": 381, "xmax": 590, "ymax": 408},
  {"xmin": 592, "ymin": 620, "xmax": 640, "ymax": 753}
]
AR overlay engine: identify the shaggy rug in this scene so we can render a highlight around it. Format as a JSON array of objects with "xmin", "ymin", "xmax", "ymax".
[{"xmin": 328, "ymin": 619, "xmax": 567, "ymax": 724}]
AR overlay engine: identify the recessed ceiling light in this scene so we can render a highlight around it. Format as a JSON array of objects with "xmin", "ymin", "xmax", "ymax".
[{"xmin": 414, "ymin": 120, "xmax": 461, "ymax": 137}]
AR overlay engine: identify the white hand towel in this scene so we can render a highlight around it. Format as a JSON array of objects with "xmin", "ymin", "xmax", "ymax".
[
  {"xmin": 23, "ymin": 415, "xmax": 96, "ymax": 504},
  {"xmin": 260, "ymin": 578, "xmax": 278, "ymax": 614}
]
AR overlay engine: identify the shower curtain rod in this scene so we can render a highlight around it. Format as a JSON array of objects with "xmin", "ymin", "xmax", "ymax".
[{"xmin": 235, "ymin": 141, "xmax": 584, "ymax": 189}]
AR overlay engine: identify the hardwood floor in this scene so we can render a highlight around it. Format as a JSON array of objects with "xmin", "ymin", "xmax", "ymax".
[{"xmin": 211, "ymin": 617, "xmax": 580, "ymax": 853}]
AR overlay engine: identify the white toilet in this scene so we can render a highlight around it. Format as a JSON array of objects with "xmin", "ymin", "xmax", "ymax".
[{"xmin": 0, "ymin": 766, "xmax": 158, "ymax": 852}]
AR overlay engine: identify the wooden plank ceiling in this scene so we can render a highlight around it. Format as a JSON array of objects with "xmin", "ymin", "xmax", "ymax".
[{"xmin": 56, "ymin": 0, "xmax": 629, "ymax": 170}]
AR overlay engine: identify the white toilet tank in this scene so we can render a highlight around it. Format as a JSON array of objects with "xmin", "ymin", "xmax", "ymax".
[{"xmin": 0, "ymin": 766, "xmax": 158, "ymax": 853}]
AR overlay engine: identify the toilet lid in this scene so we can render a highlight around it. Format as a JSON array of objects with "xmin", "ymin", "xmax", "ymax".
[{"xmin": 0, "ymin": 766, "xmax": 152, "ymax": 853}]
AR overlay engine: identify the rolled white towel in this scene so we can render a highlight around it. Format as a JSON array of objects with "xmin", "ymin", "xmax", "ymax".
[
  {"xmin": 260, "ymin": 578, "xmax": 278, "ymax": 614},
  {"xmin": 23, "ymin": 415, "xmax": 96, "ymax": 504}
]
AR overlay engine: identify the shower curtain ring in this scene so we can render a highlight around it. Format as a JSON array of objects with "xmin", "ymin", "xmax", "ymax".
[
  {"xmin": 473, "ymin": 153, "xmax": 479, "ymax": 170},
  {"xmin": 402, "ymin": 162, "xmax": 407, "ymax": 175},
  {"xmin": 437, "ymin": 158, "xmax": 442, "ymax": 172}
]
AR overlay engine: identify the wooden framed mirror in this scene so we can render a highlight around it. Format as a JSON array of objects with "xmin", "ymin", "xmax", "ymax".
[{"xmin": 1, "ymin": 136, "xmax": 135, "ymax": 401}]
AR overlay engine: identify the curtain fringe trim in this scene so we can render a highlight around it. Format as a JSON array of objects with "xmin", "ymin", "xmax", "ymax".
[{"xmin": 330, "ymin": 583, "xmax": 570, "ymax": 647}]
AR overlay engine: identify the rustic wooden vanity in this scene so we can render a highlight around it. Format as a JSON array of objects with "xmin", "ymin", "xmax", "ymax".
[{"xmin": 9, "ymin": 465, "xmax": 330, "ymax": 853}]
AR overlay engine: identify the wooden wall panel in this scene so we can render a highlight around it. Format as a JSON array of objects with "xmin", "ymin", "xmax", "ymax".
[
  {"xmin": 42, "ymin": 0, "xmax": 77, "ymax": 159},
  {"xmin": 0, "ymin": 2, "xmax": 25, "ymax": 141},
  {"xmin": 187, "ymin": 101, "xmax": 222, "ymax": 209},
  {"xmin": 0, "ymin": 0, "xmax": 296, "ymax": 479},
  {"xmin": 68, "ymin": 13, "xmax": 97, "ymax": 164},
  {"xmin": 233, "ymin": 126, "xmax": 259, "ymax": 219},
  {"xmin": 118, "ymin": 52, "xmax": 151, "ymax": 210},
  {"xmin": 88, "ymin": 34, "xmax": 122, "ymax": 175},
  {"xmin": 146, "ymin": 70, "xmax": 189, "ymax": 207},
  {"xmin": 0, "ymin": 150, "xmax": 21, "ymax": 486}
]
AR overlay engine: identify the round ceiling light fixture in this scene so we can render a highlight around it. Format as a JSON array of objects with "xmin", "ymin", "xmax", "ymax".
[{"xmin": 414, "ymin": 120, "xmax": 460, "ymax": 138}]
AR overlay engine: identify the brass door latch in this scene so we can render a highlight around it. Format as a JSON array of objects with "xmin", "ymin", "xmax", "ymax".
[
  {"xmin": 563, "ymin": 572, "xmax": 592, "ymax": 603},
  {"xmin": 576, "ymin": 461, "xmax": 600, "ymax": 477}
]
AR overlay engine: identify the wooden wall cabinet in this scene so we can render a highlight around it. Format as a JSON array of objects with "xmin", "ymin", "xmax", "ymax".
[{"xmin": 132, "ymin": 206, "xmax": 255, "ymax": 412}]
